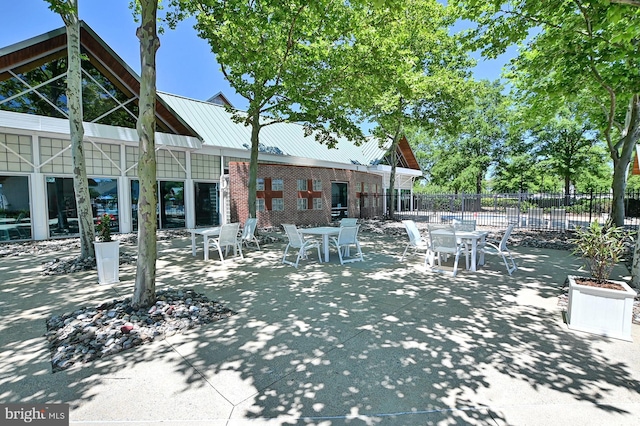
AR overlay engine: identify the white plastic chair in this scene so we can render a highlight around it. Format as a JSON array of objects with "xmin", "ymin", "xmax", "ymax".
[
  {"xmin": 428, "ymin": 226, "xmax": 468, "ymax": 277},
  {"xmin": 332, "ymin": 224, "xmax": 363, "ymax": 265},
  {"xmin": 400, "ymin": 220, "xmax": 430, "ymax": 262},
  {"xmin": 207, "ymin": 222, "xmax": 243, "ymax": 262},
  {"xmin": 481, "ymin": 223, "xmax": 517, "ymax": 275},
  {"xmin": 452, "ymin": 219, "xmax": 476, "ymax": 231},
  {"xmin": 281, "ymin": 224, "xmax": 322, "ymax": 268},
  {"xmin": 240, "ymin": 218, "xmax": 260, "ymax": 250},
  {"xmin": 506, "ymin": 207, "xmax": 520, "ymax": 226},
  {"xmin": 528, "ymin": 208, "xmax": 545, "ymax": 229},
  {"xmin": 550, "ymin": 208, "xmax": 567, "ymax": 231},
  {"xmin": 340, "ymin": 218, "xmax": 358, "ymax": 227}
]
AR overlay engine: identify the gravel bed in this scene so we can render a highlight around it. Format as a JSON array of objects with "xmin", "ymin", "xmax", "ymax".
[{"xmin": 45, "ymin": 288, "xmax": 235, "ymax": 372}]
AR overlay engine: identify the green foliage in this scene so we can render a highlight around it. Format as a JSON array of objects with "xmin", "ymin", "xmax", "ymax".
[
  {"xmin": 96, "ymin": 213, "xmax": 112, "ymax": 242},
  {"xmin": 571, "ymin": 220, "xmax": 627, "ymax": 281}
]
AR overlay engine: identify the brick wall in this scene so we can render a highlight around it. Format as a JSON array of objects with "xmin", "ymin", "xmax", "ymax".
[{"xmin": 229, "ymin": 162, "xmax": 383, "ymax": 228}]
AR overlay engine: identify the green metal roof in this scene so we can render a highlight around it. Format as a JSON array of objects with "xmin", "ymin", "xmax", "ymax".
[{"xmin": 159, "ymin": 92, "xmax": 392, "ymax": 167}]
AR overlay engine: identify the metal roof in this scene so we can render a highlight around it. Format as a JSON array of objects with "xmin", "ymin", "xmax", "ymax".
[{"xmin": 159, "ymin": 92, "xmax": 392, "ymax": 168}]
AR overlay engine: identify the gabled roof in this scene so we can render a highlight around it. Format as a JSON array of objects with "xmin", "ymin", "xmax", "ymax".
[
  {"xmin": 159, "ymin": 92, "xmax": 421, "ymax": 171},
  {"xmin": 0, "ymin": 22, "xmax": 199, "ymax": 138}
]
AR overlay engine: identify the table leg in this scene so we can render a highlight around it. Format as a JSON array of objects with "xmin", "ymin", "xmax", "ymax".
[
  {"xmin": 323, "ymin": 234, "xmax": 330, "ymax": 262},
  {"xmin": 470, "ymin": 239, "xmax": 478, "ymax": 272},
  {"xmin": 477, "ymin": 235, "xmax": 486, "ymax": 267},
  {"xmin": 191, "ymin": 233, "xmax": 197, "ymax": 257},
  {"xmin": 204, "ymin": 236, "xmax": 210, "ymax": 261}
]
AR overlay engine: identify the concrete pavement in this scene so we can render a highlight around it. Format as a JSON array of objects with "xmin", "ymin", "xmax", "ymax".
[{"xmin": 1, "ymin": 230, "xmax": 639, "ymax": 425}]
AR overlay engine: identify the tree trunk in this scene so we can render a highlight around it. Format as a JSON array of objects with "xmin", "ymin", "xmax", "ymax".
[
  {"xmin": 60, "ymin": 0, "xmax": 95, "ymax": 259},
  {"xmin": 247, "ymin": 111, "xmax": 261, "ymax": 219},
  {"xmin": 610, "ymin": 94, "xmax": 640, "ymax": 227},
  {"xmin": 132, "ymin": 0, "xmax": 159, "ymax": 309}
]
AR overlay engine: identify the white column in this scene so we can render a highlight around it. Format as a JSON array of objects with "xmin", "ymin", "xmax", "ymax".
[
  {"xmin": 117, "ymin": 145, "xmax": 132, "ymax": 234},
  {"xmin": 184, "ymin": 151, "xmax": 195, "ymax": 229},
  {"xmin": 31, "ymin": 135, "xmax": 49, "ymax": 240}
]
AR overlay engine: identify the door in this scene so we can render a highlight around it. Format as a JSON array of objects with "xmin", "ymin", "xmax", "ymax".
[{"xmin": 331, "ymin": 182, "xmax": 348, "ymax": 220}]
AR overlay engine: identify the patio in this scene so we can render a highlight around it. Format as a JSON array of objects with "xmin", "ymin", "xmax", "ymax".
[{"xmin": 0, "ymin": 229, "xmax": 639, "ymax": 425}]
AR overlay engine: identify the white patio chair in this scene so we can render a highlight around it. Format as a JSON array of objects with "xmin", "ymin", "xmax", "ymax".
[
  {"xmin": 207, "ymin": 222, "xmax": 243, "ymax": 262},
  {"xmin": 332, "ymin": 224, "xmax": 363, "ymax": 265},
  {"xmin": 528, "ymin": 207, "xmax": 545, "ymax": 229},
  {"xmin": 452, "ymin": 219, "xmax": 476, "ymax": 231},
  {"xmin": 550, "ymin": 208, "xmax": 567, "ymax": 231},
  {"xmin": 428, "ymin": 226, "xmax": 468, "ymax": 277},
  {"xmin": 480, "ymin": 223, "xmax": 517, "ymax": 275},
  {"xmin": 240, "ymin": 217, "xmax": 260, "ymax": 250},
  {"xmin": 400, "ymin": 220, "xmax": 430, "ymax": 263},
  {"xmin": 340, "ymin": 218, "xmax": 358, "ymax": 227},
  {"xmin": 506, "ymin": 207, "xmax": 520, "ymax": 226},
  {"xmin": 281, "ymin": 224, "xmax": 322, "ymax": 268}
]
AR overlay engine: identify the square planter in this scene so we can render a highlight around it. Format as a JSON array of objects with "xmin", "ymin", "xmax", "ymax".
[
  {"xmin": 94, "ymin": 241, "xmax": 120, "ymax": 285},
  {"xmin": 567, "ymin": 275, "xmax": 636, "ymax": 341}
]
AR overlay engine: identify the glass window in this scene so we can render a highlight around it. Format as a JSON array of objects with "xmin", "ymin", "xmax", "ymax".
[
  {"xmin": 297, "ymin": 179, "xmax": 307, "ymax": 191},
  {"xmin": 194, "ymin": 182, "xmax": 219, "ymax": 227},
  {"xmin": 313, "ymin": 198, "xmax": 322, "ymax": 210},
  {"xmin": 364, "ymin": 183, "xmax": 369, "ymax": 193},
  {"xmin": 257, "ymin": 198, "xmax": 265, "ymax": 212},
  {"xmin": 0, "ymin": 175, "xmax": 31, "ymax": 240},
  {"xmin": 272, "ymin": 178, "xmax": 283, "ymax": 191},
  {"xmin": 272, "ymin": 198, "xmax": 284, "ymax": 211},
  {"xmin": 257, "ymin": 178, "xmax": 265, "ymax": 191},
  {"xmin": 48, "ymin": 177, "xmax": 119, "ymax": 238},
  {"xmin": 313, "ymin": 179, "xmax": 322, "ymax": 191},
  {"xmin": 297, "ymin": 198, "xmax": 308, "ymax": 210},
  {"xmin": 131, "ymin": 180, "xmax": 184, "ymax": 231}
]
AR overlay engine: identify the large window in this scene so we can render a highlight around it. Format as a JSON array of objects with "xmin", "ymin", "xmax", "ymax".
[
  {"xmin": 131, "ymin": 180, "xmax": 185, "ymax": 231},
  {"xmin": 47, "ymin": 177, "xmax": 119, "ymax": 238},
  {"xmin": 0, "ymin": 175, "xmax": 31, "ymax": 241},
  {"xmin": 194, "ymin": 182, "xmax": 219, "ymax": 227}
]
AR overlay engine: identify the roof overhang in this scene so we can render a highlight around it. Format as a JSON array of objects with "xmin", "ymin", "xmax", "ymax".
[
  {"xmin": 368, "ymin": 164, "xmax": 423, "ymax": 189},
  {"xmin": 0, "ymin": 110, "xmax": 201, "ymax": 149}
]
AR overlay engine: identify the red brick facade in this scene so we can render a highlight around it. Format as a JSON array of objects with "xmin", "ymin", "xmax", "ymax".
[{"xmin": 229, "ymin": 162, "xmax": 383, "ymax": 227}]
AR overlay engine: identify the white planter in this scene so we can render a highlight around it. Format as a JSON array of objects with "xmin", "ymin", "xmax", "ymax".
[
  {"xmin": 94, "ymin": 241, "xmax": 120, "ymax": 285},
  {"xmin": 567, "ymin": 275, "xmax": 636, "ymax": 341}
]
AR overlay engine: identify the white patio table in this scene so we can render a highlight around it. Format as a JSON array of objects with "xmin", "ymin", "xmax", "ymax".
[
  {"xmin": 431, "ymin": 229, "xmax": 488, "ymax": 272},
  {"xmin": 188, "ymin": 227, "xmax": 220, "ymax": 260},
  {"xmin": 299, "ymin": 226, "xmax": 340, "ymax": 263}
]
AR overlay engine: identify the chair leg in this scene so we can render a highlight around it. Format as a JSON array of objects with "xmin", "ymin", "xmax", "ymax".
[{"xmin": 452, "ymin": 252, "xmax": 460, "ymax": 277}]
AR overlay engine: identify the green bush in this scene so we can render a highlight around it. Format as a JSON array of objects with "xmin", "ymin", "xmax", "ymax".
[{"xmin": 571, "ymin": 220, "xmax": 626, "ymax": 281}]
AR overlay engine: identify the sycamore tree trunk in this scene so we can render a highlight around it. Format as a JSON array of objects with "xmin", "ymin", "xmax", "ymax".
[
  {"xmin": 58, "ymin": 0, "xmax": 95, "ymax": 258},
  {"xmin": 247, "ymin": 111, "xmax": 261, "ymax": 219},
  {"xmin": 132, "ymin": 0, "xmax": 159, "ymax": 309},
  {"xmin": 610, "ymin": 94, "xmax": 639, "ymax": 227}
]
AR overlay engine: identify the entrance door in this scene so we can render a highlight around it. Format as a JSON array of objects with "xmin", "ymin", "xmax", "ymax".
[{"xmin": 331, "ymin": 182, "xmax": 348, "ymax": 220}]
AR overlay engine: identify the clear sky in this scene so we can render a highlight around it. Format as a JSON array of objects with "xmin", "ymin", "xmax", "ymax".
[{"xmin": 1, "ymin": 0, "xmax": 514, "ymax": 113}]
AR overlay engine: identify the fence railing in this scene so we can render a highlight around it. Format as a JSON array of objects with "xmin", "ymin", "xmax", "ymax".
[{"xmin": 358, "ymin": 191, "xmax": 640, "ymax": 231}]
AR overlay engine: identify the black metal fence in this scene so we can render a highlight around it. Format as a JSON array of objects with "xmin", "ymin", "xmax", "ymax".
[{"xmin": 359, "ymin": 190, "xmax": 640, "ymax": 231}]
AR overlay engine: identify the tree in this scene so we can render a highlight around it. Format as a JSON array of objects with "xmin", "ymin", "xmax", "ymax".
[
  {"xmin": 349, "ymin": 0, "xmax": 469, "ymax": 216},
  {"xmin": 168, "ymin": 0, "xmax": 373, "ymax": 219},
  {"xmin": 453, "ymin": 0, "xmax": 640, "ymax": 227},
  {"xmin": 131, "ymin": 0, "xmax": 160, "ymax": 309},
  {"xmin": 45, "ymin": 0, "xmax": 95, "ymax": 259}
]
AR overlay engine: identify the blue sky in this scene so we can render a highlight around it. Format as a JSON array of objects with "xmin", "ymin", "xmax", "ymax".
[{"xmin": 1, "ymin": 0, "xmax": 514, "ymax": 112}]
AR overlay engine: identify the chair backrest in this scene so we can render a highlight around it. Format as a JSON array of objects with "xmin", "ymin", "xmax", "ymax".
[
  {"xmin": 402, "ymin": 220, "xmax": 423, "ymax": 246},
  {"xmin": 506, "ymin": 207, "xmax": 519, "ymax": 224},
  {"xmin": 337, "ymin": 225, "xmax": 359, "ymax": 245},
  {"xmin": 429, "ymin": 226, "xmax": 458, "ymax": 253},
  {"xmin": 498, "ymin": 224, "xmax": 515, "ymax": 251},
  {"xmin": 340, "ymin": 218, "xmax": 358, "ymax": 227},
  {"xmin": 242, "ymin": 218, "xmax": 257, "ymax": 240},
  {"xmin": 452, "ymin": 219, "xmax": 476, "ymax": 231},
  {"xmin": 282, "ymin": 224, "xmax": 304, "ymax": 248},
  {"xmin": 218, "ymin": 222, "xmax": 240, "ymax": 246},
  {"xmin": 219, "ymin": 222, "xmax": 240, "ymax": 245}
]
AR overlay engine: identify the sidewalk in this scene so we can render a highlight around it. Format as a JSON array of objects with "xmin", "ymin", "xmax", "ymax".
[{"xmin": 1, "ymin": 232, "xmax": 639, "ymax": 425}]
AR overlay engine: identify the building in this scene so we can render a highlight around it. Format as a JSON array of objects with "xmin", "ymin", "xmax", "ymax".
[{"xmin": 0, "ymin": 22, "xmax": 422, "ymax": 241}]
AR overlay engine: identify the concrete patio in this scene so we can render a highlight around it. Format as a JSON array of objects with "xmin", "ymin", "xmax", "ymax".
[{"xmin": 1, "ymin": 230, "xmax": 639, "ymax": 425}]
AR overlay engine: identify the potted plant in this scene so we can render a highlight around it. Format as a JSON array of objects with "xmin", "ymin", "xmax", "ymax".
[
  {"xmin": 567, "ymin": 220, "xmax": 636, "ymax": 341},
  {"xmin": 94, "ymin": 213, "xmax": 119, "ymax": 284}
]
